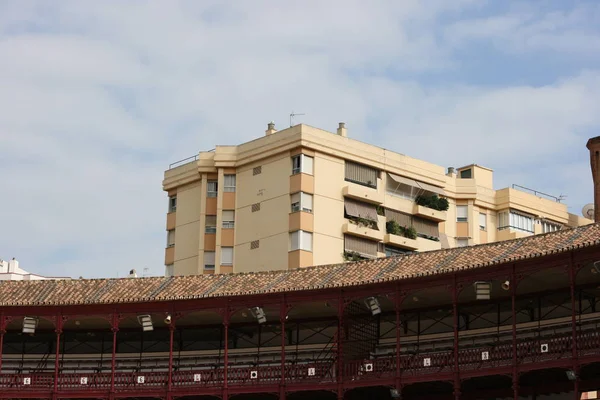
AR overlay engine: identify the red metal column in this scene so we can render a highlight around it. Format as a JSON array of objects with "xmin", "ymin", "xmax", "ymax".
[
  {"xmin": 395, "ymin": 284, "xmax": 402, "ymax": 394},
  {"xmin": 0, "ymin": 313, "xmax": 5, "ymax": 373},
  {"xmin": 110, "ymin": 312, "xmax": 119, "ymax": 398},
  {"xmin": 280, "ymin": 296, "xmax": 287, "ymax": 400},
  {"xmin": 167, "ymin": 322, "xmax": 175, "ymax": 394},
  {"xmin": 569, "ymin": 253, "xmax": 579, "ymax": 400},
  {"xmin": 53, "ymin": 315, "xmax": 64, "ymax": 396},
  {"xmin": 223, "ymin": 309, "xmax": 230, "ymax": 400},
  {"xmin": 452, "ymin": 276, "xmax": 460, "ymax": 400},
  {"xmin": 511, "ymin": 265, "xmax": 518, "ymax": 400},
  {"xmin": 337, "ymin": 291, "xmax": 344, "ymax": 400}
]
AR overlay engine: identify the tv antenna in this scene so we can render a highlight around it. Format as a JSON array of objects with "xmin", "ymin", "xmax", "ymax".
[{"xmin": 290, "ymin": 111, "xmax": 305, "ymax": 127}]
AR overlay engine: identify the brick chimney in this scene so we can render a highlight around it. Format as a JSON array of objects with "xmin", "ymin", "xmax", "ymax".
[{"xmin": 587, "ymin": 136, "xmax": 600, "ymax": 222}]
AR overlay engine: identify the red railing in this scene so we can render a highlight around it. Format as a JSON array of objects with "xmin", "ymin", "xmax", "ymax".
[{"xmin": 1, "ymin": 326, "xmax": 599, "ymax": 392}]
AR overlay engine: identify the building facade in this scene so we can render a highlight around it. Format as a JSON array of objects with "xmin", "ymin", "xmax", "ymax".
[
  {"xmin": 0, "ymin": 258, "xmax": 69, "ymax": 281},
  {"xmin": 162, "ymin": 123, "xmax": 592, "ymax": 276}
]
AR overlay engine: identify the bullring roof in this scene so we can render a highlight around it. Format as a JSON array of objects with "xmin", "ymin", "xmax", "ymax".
[{"xmin": 1, "ymin": 223, "xmax": 599, "ymax": 307}]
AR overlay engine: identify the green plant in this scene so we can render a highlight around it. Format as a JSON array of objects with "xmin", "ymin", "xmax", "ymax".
[
  {"xmin": 351, "ymin": 216, "xmax": 377, "ymax": 229},
  {"xmin": 386, "ymin": 220, "xmax": 417, "ymax": 239},
  {"xmin": 415, "ymin": 195, "xmax": 450, "ymax": 211},
  {"xmin": 376, "ymin": 205, "xmax": 385, "ymax": 216},
  {"xmin": 343, "ymin": 251, "xmax": 363, "ymax": 262}
]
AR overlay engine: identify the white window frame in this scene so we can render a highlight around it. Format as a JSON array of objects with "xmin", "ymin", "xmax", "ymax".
[
  {"xmin": 207, "ymin": 181, "xmax": 218, "ymax": 198},
  {"xmin": 291, "ymin": 154, "xmax": 314, "ymax": 175},
  {"xmin": 224, "ymin": 175, "xmax": 236, "ymax": 192},
  {"xmin": 479, "ymin": 213, "xmax": 487, "ymax": 231},
  {"xmin": 166, "ymin": 229, "xmax": 175, "ymax": 247},
  {"xmin": 168, "ymin": 196, "xmax": 177, "ymax": 213},
  {"xmin": 204, "ymin": 251, "xmax": 215, "ymax": 270},
  {"xmin": 456, "ymin": 238, "xmax": 468, "ymax": 247},
  {"xmin": 222, "ymin": 210, "xmax": 235, "ymax": 228},
  {"xmin": 542, "ymin": 220, "xmax": 561, "ymax": 233},
  {"xmin": 456, "ymin": 205, "xmax": 468, "ymax": 222},
  {"xmin": 291, "ymin": 192, "xmax": 313, "ymax": 213},
  {"xmin": 290, "ymin": 230, "xmax": 313, "ymax": 252},
  {"xmin": 221, "ymin": 247, "xmax": 234, "ymax": 265}
]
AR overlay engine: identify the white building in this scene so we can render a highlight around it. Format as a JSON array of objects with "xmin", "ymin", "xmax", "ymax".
[{"xmin": 0, "ymin": 258, "xmax": 70, "ymax": 281}]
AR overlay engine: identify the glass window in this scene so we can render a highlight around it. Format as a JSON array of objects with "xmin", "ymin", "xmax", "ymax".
[
  {"xmin": 205, "ymin": 215, "xmax": 217, "ymax": 233},
  {"xmin": 222, "ymin": 210, "xmax": 235, "ymax": 228},
  {"xmin": 291, "ymin": 192, "xmax": 313, "ymax": 213},
  {"xmin": 479, "ymin": 213, "xmax": 487, "ymax": 230},
  {"xmin": 166, "ymin": 229, "xmax": 175, "ymax": 247},
  {"xmin": 221, "ymin": 247, "xmax": 233, "ymax": 265},
  {"xmin": 168, "ymin": 196, "xmax": 177, "ymax": 212},
  {"xmin": 457, "ymin": 205, "xmax": 468, "ymax": 222},
  {"xmin": 457, "ymin": 238, "xmax": 468, "ymax": 247},
  {"xmin": 290, "ymin": 230, "xmax": 313, "ymax": 252},
  {"xmin": 207, "ymin": 181, "xmax": 218, "ymax": 197},
  {"xmin": 291, "ymin": 154, "xmax": 314, "ymax": 175},
  {"xmin": 204, "ymin": 251, "xmax": 215, "ymax": 270},
  {"xmin": 224, "ymin": 175, "xmax": 236, "ymax": 192}
]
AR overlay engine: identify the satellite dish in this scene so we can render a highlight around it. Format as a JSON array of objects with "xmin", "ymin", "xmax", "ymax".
[{"xmin": 582, "ymin": 203, "xmax": 595, "ymax": 219}]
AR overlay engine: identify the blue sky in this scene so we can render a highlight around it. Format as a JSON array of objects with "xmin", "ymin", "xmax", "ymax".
[{"xmin": 0, "ymin": 0, "xmax": 599, "ymax": 278}]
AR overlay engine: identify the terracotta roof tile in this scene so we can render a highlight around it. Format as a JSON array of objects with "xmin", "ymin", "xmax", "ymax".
[{"xmin": 1, "ymin": 223, "xmax": 599, "ymax": 307}]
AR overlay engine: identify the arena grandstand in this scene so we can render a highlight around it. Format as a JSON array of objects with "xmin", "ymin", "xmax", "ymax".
[{"xmin": 0, "ymin": 222, "xmax": 599, "ymax": 400}]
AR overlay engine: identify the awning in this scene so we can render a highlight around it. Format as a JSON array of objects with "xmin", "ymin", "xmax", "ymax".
[
  {"xmin": 344, "ymin": 199, "xmax": 378, "ymax": 222},
  {"xmin": 388, "ymin": 173, "xmax": 445, "ymax": 196}
]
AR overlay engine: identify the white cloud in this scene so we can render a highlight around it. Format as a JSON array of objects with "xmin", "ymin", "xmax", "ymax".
[{"xmin": 0, "ymin": 0, "xmax": 598, "ymax": 278}]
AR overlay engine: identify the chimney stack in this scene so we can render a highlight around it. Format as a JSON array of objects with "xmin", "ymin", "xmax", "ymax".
[
  {"xmin": 8, "ymin": 258, "xmax": 19, "ymax": 273},
  {"xmin": 337, "ymin": 122, "xmax": 347, "ymax": 137},
  {"xmin": 587, "ymin": 136, "xmax": 600, "ymax": 223},
  {"xmin": 265, "ymin": 121, "xmax": 277, "ymax": 136}
]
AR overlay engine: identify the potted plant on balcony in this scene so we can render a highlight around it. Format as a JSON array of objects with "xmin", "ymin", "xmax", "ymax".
[
  {"xmin": 415, "ymin": 194, "xmax": 449, "ymax": 211},
  {"xmin": 386, "ymin": 221, "xmax": 417, "ymax": 239}
]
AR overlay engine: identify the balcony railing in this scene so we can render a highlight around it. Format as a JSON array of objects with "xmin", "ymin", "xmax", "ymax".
[{"xmin": 1, "ymin": 318, "xmax": 598, "ymax": 393}]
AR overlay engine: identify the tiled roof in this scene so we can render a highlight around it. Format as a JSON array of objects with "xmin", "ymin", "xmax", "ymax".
[{"xmin": 1, "ymin": 223, "xmax": 599, "ymax": 307}]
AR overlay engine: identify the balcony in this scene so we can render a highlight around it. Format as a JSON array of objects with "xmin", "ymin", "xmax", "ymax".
[
  {"xmin": 413, "ymin": 204, "xmax": 447, "ymax": 222},
  {"xmin": 416, "ymin": 236, "xmax": 442, "ymax": 252},
  {"xmin": 343, "ymin": 221, "xmax": 384, "ymax": 241},
  {"xmin": 342, "ymin": 183, "xmax": 384, "ymax": 205},
  {"xmin": 384, "ymin": 233, "xmax": 419, "ymax": 251}
]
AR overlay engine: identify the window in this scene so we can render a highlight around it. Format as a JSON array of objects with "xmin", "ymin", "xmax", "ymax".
[
  {"xmin": 222, "ymin": 210, "xmax": 235, "ymax": 228},
  {"xmin": 168, "ymin": 196, "xmax": 177, "ymax": 213},
  {"xmin": 344, "ymin": 235, "xmax": 377, "ymax": 257},
  {"xmin": 290, "ymin": 230, "xmax": 313, "ymax": 252},
  {"xmin": 205, "ymin": 215, "xmax": 217, "ymax": 234},
  {"xmin": 542, "ymin": 220, "xmax": 561, "ymax": 233},
  {"xmin": 345, "ymin": 161, "xmax": 378, "ymax": 188},
  {"xmin": 459, "ymin": 169, "xmax": 472, "ymax": 179},
  {"xmin": 291, "ymin": 192, "xmax": 313, "ymax": 213},
  {"xmin": 498, "ymin": 210, "xmax": 534, "ymax": 233},
  {"xmin": 456, "ymin": 238, "xmax": 468, "ymax": 247},
  {"xmin": 166, "ymin": 229, "xmax": 175, "ymax": 247},
  {"xmin": 221, "ymin": 247, "xmax": 233, "ymax": 265},
  {"xmin": 165, "ymin": 264, "xmax": 174, "ymax": 277},
  {"xmin": 207, "ymin": 181, "xmax": 218, "ymax": 198},
  {"xmin": 204, "ymin": 251, "xmax": 215, "ymax": 270},
  {"xmin": 384, "ymin": 245, "xmax": 410, "ymax": 257},
  {"xmin": 456, "ymin": 205, "xmax": 468, "ymax": 222},
  {"xmin": 224, "ymin": 175, "xmax": 236, "ymax": 192},
  {"xmin": 291, "ymin": 154, "xmax": 314, "ymax": 175},
  {"xmin": 479, "ymin": 213, "xmax": 487, "ymax": 231}
]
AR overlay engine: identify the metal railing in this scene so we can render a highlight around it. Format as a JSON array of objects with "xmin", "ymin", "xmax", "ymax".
[
  {"xmin": 511, "ymin": 184, "xmax": 564, "ymax": 203},
  {"xmin": 168, "ymin": 149, "xmax": 215, "ymax": 170}
]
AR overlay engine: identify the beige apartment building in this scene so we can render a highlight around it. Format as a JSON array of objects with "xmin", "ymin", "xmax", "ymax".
[{"xmin": 162, "ymin": 122, "xmax": 592, "ymax": 276}]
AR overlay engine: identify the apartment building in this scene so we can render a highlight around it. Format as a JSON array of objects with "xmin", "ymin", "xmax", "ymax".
[{"xmin": 162, "ymin": 122, "xmax": 592, "ymax": 276}]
